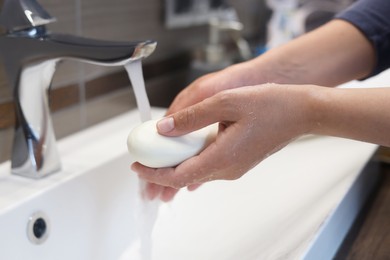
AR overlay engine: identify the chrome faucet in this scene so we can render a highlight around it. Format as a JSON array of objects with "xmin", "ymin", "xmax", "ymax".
[{"xmin": 0, "ymin": 0, "xmax": 156, "ymax": 178}]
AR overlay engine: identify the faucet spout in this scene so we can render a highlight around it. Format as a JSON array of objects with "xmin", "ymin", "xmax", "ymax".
[
  {"xmin": 1, "ymin": 26, "xmax": 156, "ymax": 86},
  {"xmin": 0, "ymin": 18, "xmax": 156, "ymax": 178}
]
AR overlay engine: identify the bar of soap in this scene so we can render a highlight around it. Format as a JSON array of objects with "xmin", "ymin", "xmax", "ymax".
[{"xmin": 127, "ymin": 119, "xmax": 218, "ymax": 168}]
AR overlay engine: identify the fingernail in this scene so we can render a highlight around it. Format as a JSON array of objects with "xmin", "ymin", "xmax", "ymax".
[{"xmin": 157, "ymin": 117, "xmax": 174, "ymax": 133}]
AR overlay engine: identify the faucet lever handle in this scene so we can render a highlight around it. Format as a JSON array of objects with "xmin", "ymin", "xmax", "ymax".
[{"xmin": 0, "ymin": 0, "xmax": 56, "ymax": 32}]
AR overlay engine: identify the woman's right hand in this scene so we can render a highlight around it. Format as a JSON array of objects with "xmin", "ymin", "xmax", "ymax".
[{"xmin": 141, "ymin": 61, "xmax": 264, "ymax": 201}]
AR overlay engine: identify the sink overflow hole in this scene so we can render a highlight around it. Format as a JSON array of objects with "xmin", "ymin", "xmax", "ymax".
[
  {"xmin": 27, "ymin": 211, "xmax": 50, "ymax": 245},
  {"xmin": 33, "ymin": 218, "xmax": 46, "ymax": 239}
]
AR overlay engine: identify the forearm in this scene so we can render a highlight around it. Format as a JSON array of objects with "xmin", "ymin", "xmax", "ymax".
[
  {"xmin": 168, "ymin": 20, "xmax": 377, "ymax": 120},
  {"xmin": 309, "ymin": 87, "xmax": 390, "ymax": 146},
  {"xmin": 245, "ymin": 20, "xmax": 376, "ymax": 87}
]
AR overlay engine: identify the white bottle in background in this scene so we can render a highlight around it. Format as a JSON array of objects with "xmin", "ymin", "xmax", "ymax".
[{"xmin": 265, "ymin": 0, "xmax": 356, "ymax": 49}]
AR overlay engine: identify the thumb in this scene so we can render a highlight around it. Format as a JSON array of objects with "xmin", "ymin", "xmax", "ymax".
[{"xmin": 157, "ymin": 95, "xmax": 232, "ymax": 137}]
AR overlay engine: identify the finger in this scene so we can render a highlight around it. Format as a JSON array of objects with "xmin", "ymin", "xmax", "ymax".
[
  {"xmin": 134, "ymin": 119, "xmax": 246, "ymax": 188},
  {"xmin": 132, "ymin": 162, "xmax": 183, "ymax": 188},
  {"xmin": 157, "ymin": 91, "xmax": 240, "ymax": 136},
  {"xmin": 160, "ymin": 187, "xmax": 180, "ymax": 202},
  {"xmin": 144, "ymin": 182, "xmax": 164, "ymax": 200},
  {"xmin": 133, "ymin": 164, "xmax": 185, "ymax": 201},
  {"xmin": 133, "ymin": 159, "xmax": 204, "ymax": 189},
  {"xmin": 134, "ymin": 161, "xmax": 199, "ymax": 189},
  {"xmin": 132, "ymin": 163, "xmax": 181, "ymax": 201},
  {"xmin": 166, "ymin": 73, "xmax": 218, "ymax": 115},
  {"xmin": 166, "ymin": 88, "xmax": 198, "ymax": 115},
  {"xmin": 187, "ymin": 184, "xmax": 202, "ymax": 191}
]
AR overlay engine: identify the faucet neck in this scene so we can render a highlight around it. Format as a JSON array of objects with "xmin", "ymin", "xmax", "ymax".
[
  {"xmin": 0, "ymin": 0, "xmax": 56, "ymax": 33},
  {"xmin": 9, "ymin": 25, "xmax": 48, "ymax": 38}
]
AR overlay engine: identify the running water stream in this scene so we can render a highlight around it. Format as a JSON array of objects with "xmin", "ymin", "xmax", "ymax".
[
  {"xmin": 120, "ymin": 60, "xmax": 160, "ymax": 260},
  {"xmin": 126, "ymin": 60, "xmax": 152, "ymax": 123}
]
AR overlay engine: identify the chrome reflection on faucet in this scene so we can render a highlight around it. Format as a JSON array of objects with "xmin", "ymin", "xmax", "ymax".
[{"xmin": 0, "ymin": 0, "xmax": 156, "ymax": 178}]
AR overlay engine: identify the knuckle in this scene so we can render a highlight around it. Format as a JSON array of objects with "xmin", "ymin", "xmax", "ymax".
[
  {"xmin": 185, "ymin": 107, "xmax": 198, "ymax": 128},
  {"xmin": 175, "ymin": 106, "xmax": 197, "ymax": 131},
  {"xmin": 214, "ymin": 91, "xmax": 239, "ymax": 121},
  {"xmin": 215, "ymin": 90, "xmax": 233, "ymax": 106}
]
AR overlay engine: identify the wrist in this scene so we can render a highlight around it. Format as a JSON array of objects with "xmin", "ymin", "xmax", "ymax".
[
  {"xmin": 284, "ymin": 84, "xmax": 330, "ymax": 137},
  {"xmin": 262, "ymin": 84, "xmax": 327, "ymax": 138},
  {"xmin": 249, "ymin": 49, "xmax": 303, "ymax": 85},
  {"xmin": 303, "ymin": 85, "xmax": 333, "ymax": 136}
]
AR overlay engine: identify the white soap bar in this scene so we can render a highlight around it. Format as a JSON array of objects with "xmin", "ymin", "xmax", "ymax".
[{"xmin": 127, "ymin": 119, "xmax": 218, "ymax": 168}]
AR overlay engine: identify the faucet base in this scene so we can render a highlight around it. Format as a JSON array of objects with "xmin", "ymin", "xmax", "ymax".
[{"xmin": 11, "ymin": 126, "xmax": 61, "ymax": 179}]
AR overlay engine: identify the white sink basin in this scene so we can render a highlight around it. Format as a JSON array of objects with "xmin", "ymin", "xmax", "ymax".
[{"xmin": 0, "ymin": 107, "xmax": 379, "ymax": 260}]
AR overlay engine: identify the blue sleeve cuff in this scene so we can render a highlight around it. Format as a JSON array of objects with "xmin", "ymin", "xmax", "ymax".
[{"xmin": 335, "ymin": 0, "xmax": 390, "ymax": 78}]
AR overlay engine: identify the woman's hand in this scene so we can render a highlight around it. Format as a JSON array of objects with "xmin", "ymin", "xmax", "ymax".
[
  {"xmin": 132, "ymin": 84, "xmax": 316, "ymax": 194},
  {"xmin": 134, "ymin": 19, "xmax": 378, "ymax": 201},
  {"xmin": 138, "ymin": 62, "xmax": 267, "ymax": 201}
]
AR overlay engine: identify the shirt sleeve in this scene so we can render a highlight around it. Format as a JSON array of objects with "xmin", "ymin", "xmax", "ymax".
[{"xmin": 335, "ymin": 0, "xmax": 390, "ymax": 78}]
